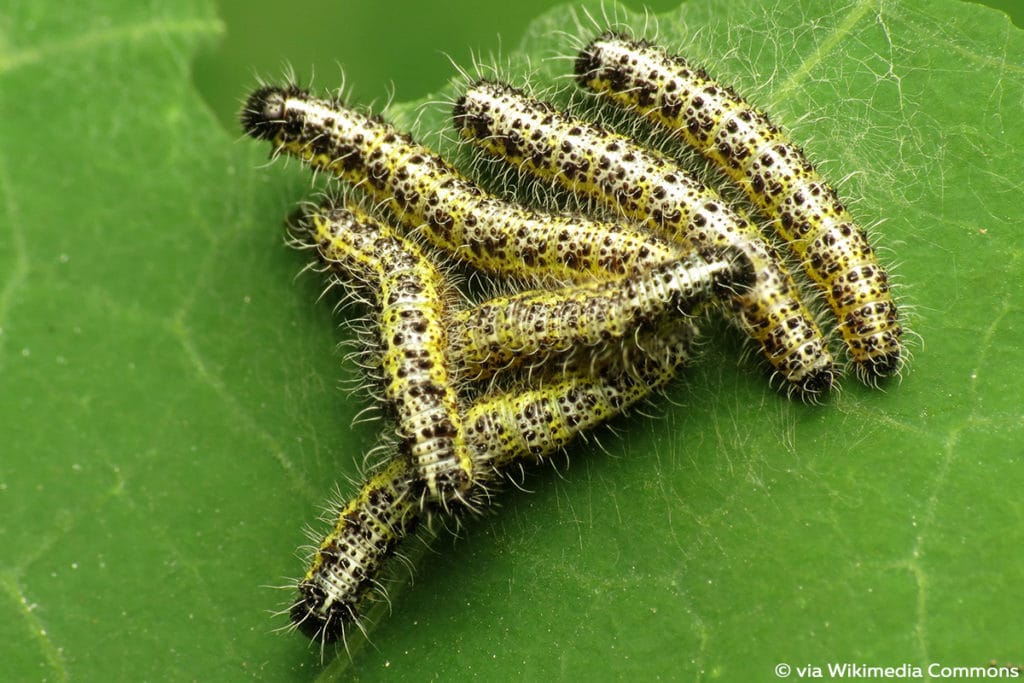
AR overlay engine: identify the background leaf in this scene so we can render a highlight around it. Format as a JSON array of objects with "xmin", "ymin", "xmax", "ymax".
[{"xmin": 2, "ymin": 0, "xmax": 1022, "ymax": 681}]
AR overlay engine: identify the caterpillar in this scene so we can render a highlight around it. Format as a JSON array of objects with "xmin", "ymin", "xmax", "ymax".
[
  {"xmin": 453, "ymin": 81, "xmax": 834, "ymax": 397},
  {"xmin": 449, "ymin": 246, "xmax": 751, "ymax": 379},
  {"xmin": 291, "ymin": 202, "xmax": 472, "ymax": 505},
  {"xmin": 241, "ymin": 85, "xmax": 680, "ymax": 283},
  {"xmin": 290, "ymin": 321, "xmax": 697, "ymax": 646},
  {"xmin": 575, "ymin": 33, "xmax": 903, "ymax": 382}
]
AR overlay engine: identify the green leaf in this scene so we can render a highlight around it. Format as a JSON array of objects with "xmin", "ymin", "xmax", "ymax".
[{"xmin": 2, "ymin": 0, "xmax": 1022, "ymax": 681}]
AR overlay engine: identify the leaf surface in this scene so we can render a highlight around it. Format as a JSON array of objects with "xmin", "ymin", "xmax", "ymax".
[{"xmin": 1, "ymin": 1, "xmax": 1022, "ymax": 680}]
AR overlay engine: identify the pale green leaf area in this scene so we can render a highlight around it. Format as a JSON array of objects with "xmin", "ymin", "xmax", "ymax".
[{"xmin": 1, "ymin": 0, "xmax": 1022, "ymax": 681}]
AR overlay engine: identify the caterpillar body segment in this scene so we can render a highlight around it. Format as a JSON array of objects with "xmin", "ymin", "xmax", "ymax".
[
  {"xmin": 292, "ymin": 202, "xmax": 472, "ymax": 504},
  {"xmin": 574, "ymin": 34, "xmax": 902, "ymax": 381},
  {"xmin": 464, "ymin": 321, "xmax": 697, "ymax": 473},
  {"xmin": 454, "ymin": 81, "xmax": 834, "ymax": 398}
]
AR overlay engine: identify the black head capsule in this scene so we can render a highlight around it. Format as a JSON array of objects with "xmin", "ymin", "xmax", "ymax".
[
  {"xmin": 575, "ymin": 32, "xmax": 637, "ymax": 86},
  {"xmin": 451, "ymin": 93, "xmax": 469, "ymax": 134},
  {"xmin": 452, "ymin": 81, "xmax": 496, "ymax": 142},
  {"xmin": 700, "ymin": 245, "xmax": 758, "ymax": 297},
  {"xmin": 290, "ymin": 583, "xmax": 350, "ymax": 644},
  {"xmin": 797, "ymin": 366, "xmax": 839, "ymax": 403},
  {"xmin": 574, "ymin": 37, "xmax": 603, "ymax": 86},
  {"xmin": 240, "ymin": 84, "xmax": 305, "ymax": 141}
]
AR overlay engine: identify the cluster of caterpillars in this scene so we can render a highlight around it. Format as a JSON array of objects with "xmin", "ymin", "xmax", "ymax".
[{"xmin": 241, "ymin": 31, "xmax": 902, "ymax": 650}]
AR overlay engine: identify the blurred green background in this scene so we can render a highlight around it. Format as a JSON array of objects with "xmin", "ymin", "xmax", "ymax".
[{"xmin": 194, "ymin": 0, "xmax": 1023, "ymax": 129}]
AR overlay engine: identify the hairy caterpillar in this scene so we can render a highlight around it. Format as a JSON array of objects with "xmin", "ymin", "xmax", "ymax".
[
  {"xmin": 240, "ymin": 5, "xmax": 919, "ymax": 664},
  {"xmin": 454, "ymin": 80, "xmax": 835, "ymax": 397},
  {"xmin": 241, "ymin": 85, "xmax": 680, "ymax": 283},
  {"xmin": 449, "ymin": 246, "xmax": 752, "ymax": 379},
  {"xmin": 291, "ymin": 202, "xmax": 472, "ymax": 505},
  {"xmin": 464, "ymin": 321, "xmax": 696, "ymax": 472},
  {"xmin": 290, "ymin": 322, "xmax": 696, "ymax": 645},
  {"xmin": 575, "ymin": 33, "xmax": 903, "ymax": 381}
]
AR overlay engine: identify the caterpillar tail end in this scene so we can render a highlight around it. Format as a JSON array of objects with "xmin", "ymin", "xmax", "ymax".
[
  {"xmin": 420, "ymin": 466, "xmax": 475, "ymax": 512},
  {"xmin": 855, "ymin": 349, "xmax": 903, "ymax": 387},
  {"xmin": 290, "ymin": 585, "xmax": 348, "ymax": 645},
  {"xmin": 793, "ymin": 365, "xmax": 839, "ymax": 403}
]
